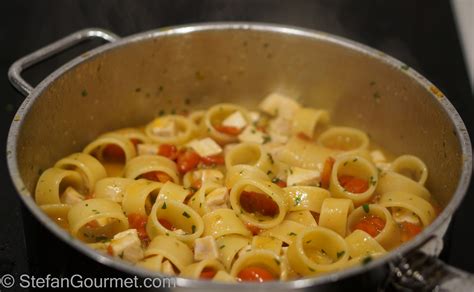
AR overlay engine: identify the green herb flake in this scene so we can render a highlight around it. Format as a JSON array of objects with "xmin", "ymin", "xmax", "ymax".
[
  {"xmin": 294, "ymin": 194, "xmax": 303, "ymax": 206},
  {"xmin": 81, "ymin": 89, "xmax": 88, "ymax": 97},
  {"xmin": 91, "ymin": 209, "xmax": 100, "ymax": 214},
  {"xmin": 184, "ymin": 98, "xmax": 191, "ymax": 105},
  {"xmin": 219, "ymin": 245, "xmax": 226, "ymax": 249},
  {"xmin": 400, "ymin": 64, "xmax": 410, "ymax": 70},
  {"xmin": 274, "ymin": 258, "xmax": 281, "ymax": 265},
  {"xmin": 267, "ymin": 170, "xmax": 273, "ymax": 175},
  {"xmin": 135, "ymin": 87, "xmax": 141, "ymax": 92},
  {"xmin": 306, "ymin": 240, "xmax": 312, "ymax": 244},
  {"xmin": 95, "ymin": 236, "xmax": 110, "ymax": 242},
  {"xmin": 362, "ymin": 255, "xmax": 373, "ymax": 265},
  {"xmin": 288, "ymin": 232, "xmax": 297, "ymax": 236},
  {"xmin": 159, "ymin": 85, "xmax": 164, "ymax": 92},
  {"xmin": 343, "ymin": 161, "xmax": 348, "ymax": 166},
  {"xmin": 320, "ymin": 249, "xmax": 327, "ymax": 255},
  {"xmin": 191, "ymin": 225, "xmax": 196, "ymax": 233},
  {"xmin": 369, "ymin": 81, "xmax": 376, "ymax": 86},
  {"xmin": 267, "ymin": 153, "xmax": 274, "ymax": 164},
  {"xmin": 182, "ymin": 211, "xmax": 191, "ymax": 218},
  {"xmin": 337, "ymin": 251, "xmax": 345, "ymax": 259},
  {"xmin": 308, "ymin": 267, "xmax": 315, "ymax": 272},
  {"xmin": 262, "ymin": 135, "xmax": 272, "ymax": 144},
  {"xmin": 362, "ymin": 204, "xmax": 370, "ymax": 213},
  {"xmin": 158, "ymin": 109, "xmax": 165, "ymax": 116},
  {"xmin": 162, "ymin": 202, "xmax": 167, "ymax": 209},
  {"xmin": 271, "ymin": 177, "xmax": 282, "ymax": 184},
  {"xmin": 369, "ymin": 176, "xmax": 377, "ymax": 186}
]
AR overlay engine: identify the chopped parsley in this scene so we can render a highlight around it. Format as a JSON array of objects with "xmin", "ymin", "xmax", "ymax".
[
  {"xmin": 267, "ymin": 153, "xmax": 274, "ymax": 164},
  {"xmin": 400, "ymin": 64, "xmax": 409, "ymax": 70},
  {"xmin": 191, "ymin": 225, "xmax": 196, "ymax": 233},
  {"xmin": 308, "ymin": 267, "xmax": 315, "ymax": 272},
  {"xmin": 219, "ymin": 245, "xmax": 226, "ymax": 249},
  {"xmin": 336, "ymin": 251, "xmax": 345, "ymax": 259},
  {"xmin": 262, "ymin": 135, "xmax": 272, "ymax": 144},
  {"xmin": 81, "ymin": 89, "xmax": 88, "ymax": 97},
  {"xmin": 369, "ymin": 176, "xmax": 377, "ymax": 186},
  {"xmin": 158, "ymin": 109, "xmax": 165, "ymax": 116},
  {"xmin": 288, "ymin": 232, "xmax": 297, "ymax": 236},
  {"xmin": 320, "ymin": 249, "xmax": 327, "ymax": 255},
  {"xmin": 373, "ymin": 92, "xmax": 381, "ymax": 101},
  {"xmin": 182, "ymin": 211, "xmax": 191, "ymax": 218},
  {"xmin": 274, "ymin": 258, "xmax": 281, "ymax": 265},
  {"xmin": 352, "ymin": 158, "xmax": 358, "ymax": 162},
  {"xmin": 161, "ymin": 202, "xmax": 167, "ymax": 209},
  {"xmin": 271, "ymin": 177, "xmax": 283, "ymax": 185},
  {"xmin": 306, "ymin": 240, "xmax": 312, "ymax": 244},
  {"xmin": 294, "ymin": 194, "xmax": 303, "ymax": 206},
  {"xmin": 91, "ymin": 209, "xmax": 100, "ymax": 214},
  {"xmin": 184, "ymin": 98, "xmax": 191, "ymax": 105},
  {"xmin": 362, "ymin": 204, "xmax": 370, "ymax": 213},
  {"xmin": 267, "ymin": 170, "xmax": 273, "ymax": 175},
  {"xmin": 362, "ymin": 255, "xmax": 373, "ymax": 265},
  {"xmin": 95, "ymin": 236, "xmax": 110, "ymax": 242}
]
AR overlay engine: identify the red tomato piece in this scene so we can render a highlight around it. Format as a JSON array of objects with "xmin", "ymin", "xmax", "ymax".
[
  {"xmin": 201, "ymin": 154, "xmax": 225, "ymax": 165},
  {"xmin": 321, "ymin": 157, "xmax": 335, "ymax": 189},
  {"xmin": 245, "ymin": 223, "xmax": 261, "ymax": 236},
  {"xmin": 128, "ymin": 213, "xmax": 149, "ymax": 241},
  {"xmin": 158, "ymin": 144, "xmax": 178, "ymax": 160},
  {"xmin": 239, "ymin": 191, "xmax": 279, "ymax": 217},
  {"xmin": 200, "ymin": 267, "xmax": 217, "ymax": 279},
  {"xmin": 237, "ymin": 266, "xmax": 275, "ymax": 282},
  {"xmin": 400, "ymin": 221, "xmax": 422, "ymax": 242},
  {"xmin": 103, "ymin": 144, "xmax": 125, "ymax": 161},
  {"xmin": 158, "ymin": 218, "xmax": 176, "ymax": 231},
  {"xmin": 177, "ymin": 150, "xmax": 201, "ymax": 173},
  {"xmin": 353, "ymin": 215, "xmax": 386, "ymax": 237},
  {"xmin": 214, "ymin": 125, "xmax": 242, "ymax": 136},
  {"xmin": 338, "ymin": 175, "xmax": 369, "ymax": 193}
]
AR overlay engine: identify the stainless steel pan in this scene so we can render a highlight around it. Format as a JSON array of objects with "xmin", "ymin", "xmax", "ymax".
[{"xmin": 6, "ymin": 23, "xmax": 473, "ymax": 291}]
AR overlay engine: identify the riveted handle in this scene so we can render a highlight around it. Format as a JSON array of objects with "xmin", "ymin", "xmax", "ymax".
[{"xmin": 8, "ymin": 28, "xmax": 119, "ymax": 96}]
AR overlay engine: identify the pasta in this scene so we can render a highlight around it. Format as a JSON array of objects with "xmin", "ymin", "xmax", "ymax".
[{"xmin": 33, "ymin": 94, "xmax": 441, "ymax": 282}]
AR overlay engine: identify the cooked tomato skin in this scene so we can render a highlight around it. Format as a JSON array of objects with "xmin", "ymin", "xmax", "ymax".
[
  {"xmin": 400, "ymin": 221, "xmax": 422, "ymax": 242},
  {"xmin": 200, "ymin": 267, "xmax": 217, "ymax": 279},
  {"xmin": 239, "ymin": 191, "xmax": 279, "ymax": 217},
  {"xmin": 158, "ymin": 218, "xmax": 176, "ymax": 231},
  {"xmin": 245, "ymin": 223, "xmax": 261, "ymax": 235},
  {"xmin": 177, "ymin": 150, "xmax": 201, "ymax": 173},
  {"xmin": 338, "ymin": 175, "xmax": 369, "ymax": 193},
  {"xmin": 353, "ymin": 215, "xmax": 386, "ymax": 237},
  {"xmin": 158, "ymin": 143, "xmax": 178, "ymax": 160},
  {"xmin": 321, "ymin": 157, "xmax": 335, "ymax": 189},
  {"xmin": 128, "ymin": 213, "xmax": 149, "ymax": 241},
  {"xmin": 140, "ymin": 171, "xmax": 172, "ymax": 183},
  {"xmin": 214, "ymin": 125, "xmax": 242, "ymax": 135},
  {"xmin": 103, "ymin": 144, "xmax": 125, "ymax": 161},
  {"xmin": 201, "ymin": 154, "xmax": 225, "ymax": 165},
  {"xmin": 237, "ymin": 266, "xmax": 275, "ymax": 282}
]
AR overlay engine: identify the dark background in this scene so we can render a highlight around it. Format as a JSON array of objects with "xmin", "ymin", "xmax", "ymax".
[{"xmin": 0, "ymin": 0, "xmax": 472, "ymax": 290}]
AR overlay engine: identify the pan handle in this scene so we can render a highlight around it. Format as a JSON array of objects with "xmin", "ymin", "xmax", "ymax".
[
  {"xmin": 381, "ymin": 250, "xmax": 474, "ymax": 291},
  {"xmin": 8, "ymin": 28, "xmax": 120, "ymax": 96}
]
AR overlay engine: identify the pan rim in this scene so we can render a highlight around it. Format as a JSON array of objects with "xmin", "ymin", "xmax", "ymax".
[{"xmin": 6, "ymin": 21, "xmax": 472, "ymax": 289}]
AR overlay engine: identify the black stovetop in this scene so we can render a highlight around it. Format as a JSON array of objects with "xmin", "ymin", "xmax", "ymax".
[{"xmin": 1, "ymin": 0, "xmax": 473, "ymax": 291}]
